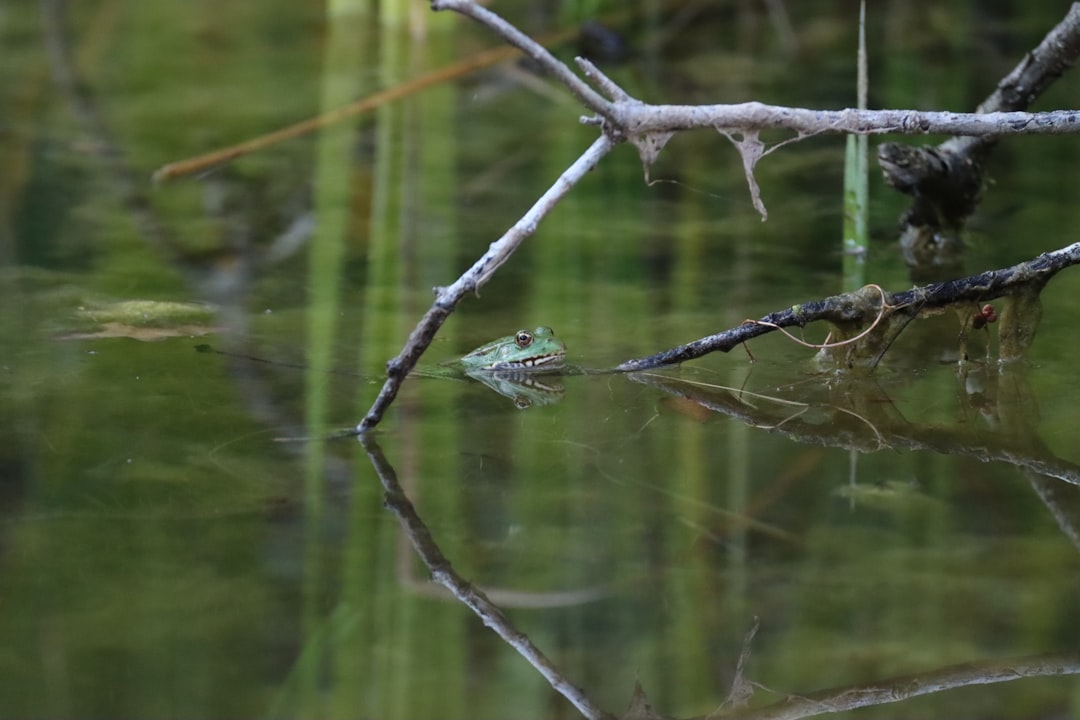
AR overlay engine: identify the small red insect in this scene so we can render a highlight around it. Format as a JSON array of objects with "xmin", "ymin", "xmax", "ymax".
[{"xmin": 971, "ymin": 303, "xmax": 997, "ymax": 330}]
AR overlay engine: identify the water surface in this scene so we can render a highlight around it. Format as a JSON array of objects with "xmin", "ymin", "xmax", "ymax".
[{"xmin": 2, "ymin": 2, "xmax": 1079, "ymax": 718}]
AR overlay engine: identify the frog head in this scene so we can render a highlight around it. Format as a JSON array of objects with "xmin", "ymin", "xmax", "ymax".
[{"xmin": 459, "ymin": 326, "xmax": 567, "ymax": 371}]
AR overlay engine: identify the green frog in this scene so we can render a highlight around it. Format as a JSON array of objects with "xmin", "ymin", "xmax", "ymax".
[
  {"xmin": 420, "ymin": 326, "xmax": 568, "ymax": 408},
  {"xmin": 456, "ymin": 326, "xmax": 567, "ymax": 371},
  {"xmin": 200, "ymin": 327, "xmax": 571, "ymax": 407}
]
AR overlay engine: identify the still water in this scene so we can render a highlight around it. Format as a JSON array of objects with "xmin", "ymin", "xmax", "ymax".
[{"xmin": 2, "ymin": 2, "xmax": 1079, "ymax": 718}]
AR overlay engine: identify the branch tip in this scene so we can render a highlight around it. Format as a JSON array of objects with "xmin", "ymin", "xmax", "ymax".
[{"xmin": 575, "ymin": 56, "xmax": 630, "ymax": 102}]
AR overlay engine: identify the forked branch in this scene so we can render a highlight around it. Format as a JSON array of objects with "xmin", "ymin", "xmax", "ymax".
[
  {"xmin": 355, "ymin": 2, "xmax": 1080, "ymax": 434},
  {"xmin": 434, "ymin": 0, "xmax": 1080, "ymax": 218}
]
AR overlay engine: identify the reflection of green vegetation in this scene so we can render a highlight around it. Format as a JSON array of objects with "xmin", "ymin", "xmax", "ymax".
[
  {"xmin": 0, "ymin": 331, "xmax": 295, "ymax": 716},
  {"xmin": 5, "ymin": 1, "xmax": 1080, "ymax": 718},
  {"xmin": 75, "ymin": 299, "xmax": 215, "ymax": 327}
]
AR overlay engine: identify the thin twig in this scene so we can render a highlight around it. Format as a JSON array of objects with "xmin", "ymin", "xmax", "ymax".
[
  {"xmin": 431, "ymin": 0, "xmax": 614, "ymax": 117},
  {"xmin": 154, "ymin": 44, "xmax": 517, "ymax": 183}
]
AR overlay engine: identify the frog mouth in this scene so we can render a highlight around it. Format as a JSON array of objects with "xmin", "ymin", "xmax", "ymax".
[{"xmin": 492, "ymin": 352, "xmax": 566, "ymax": 370}]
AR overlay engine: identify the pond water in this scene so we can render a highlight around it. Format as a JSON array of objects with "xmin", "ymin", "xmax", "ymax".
[{"xmin": 2, "ymin": 2, "xmax": 1079, "ymax": 719}]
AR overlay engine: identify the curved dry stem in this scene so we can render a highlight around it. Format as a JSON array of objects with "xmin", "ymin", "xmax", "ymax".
[{"xmin": 747, "ymin": 284, "xmax": 894, "ymax": 350}]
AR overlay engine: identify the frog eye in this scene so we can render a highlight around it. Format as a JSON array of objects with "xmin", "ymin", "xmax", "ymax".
[{"xmin": 515, "ymin": 330, "xmax": 534, "ymax": 348}]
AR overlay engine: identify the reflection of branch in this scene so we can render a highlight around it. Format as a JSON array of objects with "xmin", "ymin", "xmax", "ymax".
[
  {"xmin": 1026, "ymin": 469, "xmax": 1080, "ymax": 553},
  {"xmin": 703, "ymin": 652, "xmax": 1080, "ymax": 720},
  {"xmin": 368, "ymin": 415, "xmax": 1079, "ymax": 720},
  {"xmin": 360, "ymin": 434, "xmax": 616, "ymax": 720},
  {"xmin": 395, "ymin": 520, "xmax": 610, "ymax": 607},
  {"xmin": 616, "ymin": 244, "xmax": 1078, "ymax": 372},
  {"xmin": 628, "ymin": 372, "xmax": 1080, "ymax": 489}
]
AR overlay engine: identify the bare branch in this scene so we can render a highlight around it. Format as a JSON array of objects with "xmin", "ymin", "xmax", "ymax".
[
  {"xmin": 435, "ymin": 2, "xmax": 1080, "ymax": 142},
  {"xmin": 970, "ymin": 4, "xmax": 1080, "ymax": 131},
  {"xmin": 354, "ymin": 3, "xmax": 1080, "ymax": 432},
  {"xmin": 620, "ymin": 103, "xmax": 1080, "ymax": 138},
  {"xmin": 435, "ymin": 1, "xmax": 1080, "ymax": 221},
  {"xmin": 574, "ymin": 56, "xmax": 631, "ymax": 102}
]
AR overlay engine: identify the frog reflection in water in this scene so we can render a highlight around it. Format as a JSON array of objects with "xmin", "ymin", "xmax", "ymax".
[{"xmin": 451, "ymin": 327, "xmax": 568, "ymax": 408}]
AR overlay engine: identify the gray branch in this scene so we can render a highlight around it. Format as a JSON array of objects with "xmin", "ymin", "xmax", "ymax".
[
  {"xmin": 432, "ymin": 1, "xmax": 1080, "ymax": 219},
  {"xmin": 434, "ymin": 0, "xmax": 1080, "ymax": 141},
  {"xmin": 355, "ymin": 135, "xmax": 615, "ymax": 433},
  {"xmin": 614, "ymin": 103, "xmax": 1080, "ymax": 137}
]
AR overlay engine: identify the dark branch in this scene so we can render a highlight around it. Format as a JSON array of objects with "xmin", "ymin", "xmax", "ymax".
[
  {"xmin": 878, "ymin": 3, "xmax": 1080, "ymax": 276},
  {"xmin": 615, "ymin": 242, "xmax": 1080, "ymax": 372}
]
